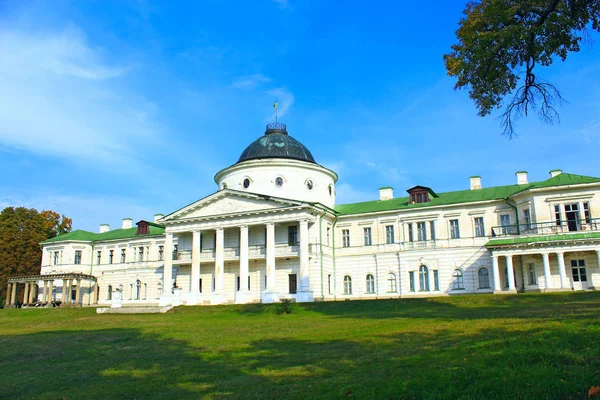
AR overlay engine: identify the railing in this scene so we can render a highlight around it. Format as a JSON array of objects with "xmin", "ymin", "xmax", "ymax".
[
  {"xmin": 406, "ymin": 240, "xmax": 436, "ymax": 250},
  {"xmin": 173, "ymin": 250, "xmax": 191, "ymax": 261},
  {"xmin": 491, "ymin": 218, "xmax": 600, "ymax": 237},
  {"xmin": 276, "ymin": 243, "xmax": 299, "ymax": 256},
  {"xmin": 172, "ymin": 243, "xmax": 299, "ymax": 262}
]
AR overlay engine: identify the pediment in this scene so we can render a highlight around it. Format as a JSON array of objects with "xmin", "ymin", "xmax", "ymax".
[{"xmin": 163, "ymin": 190, "xmax": 302, "ymax": 221}]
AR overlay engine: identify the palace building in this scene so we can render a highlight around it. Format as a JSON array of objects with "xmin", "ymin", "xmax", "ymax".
[{"xmin": 5, "ymin": 122, "xmax": 600, "ymax": 307}]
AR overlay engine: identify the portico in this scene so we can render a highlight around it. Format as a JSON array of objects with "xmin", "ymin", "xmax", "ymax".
[
  {"xmin": 158, "ymin": 189, "xmax": 321, "ymax": 306},
  {"xmin": 5, "ymin": 273, "xmax": 97, "ymax": 308}
]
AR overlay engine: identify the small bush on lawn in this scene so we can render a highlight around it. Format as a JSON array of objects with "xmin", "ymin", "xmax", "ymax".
[{"xmin": 276, "ymin": 299, "xmax": 293, "ymax": 315}]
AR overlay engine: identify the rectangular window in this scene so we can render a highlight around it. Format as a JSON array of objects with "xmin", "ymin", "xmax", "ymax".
[
  {"xmin": 120, "ymin": 249, "xmax": 126, "ymax": 263},
  {"xmin": 433, "ymin": 270, "xmax": 439, "ymax": 291},
  {"xmin": 408, "ymin": 223, "xmax": 414, "ymax": 242},
  {"xmin": 288, "ymin": 225, "xmax": 298, "ymax": 245},
  {"xmin": 74, "ymin": 250, "xmax": 82, "ymax": 265},
  {"xmin": 523, "ymin": 209, "xmax": 531, "ymax": 229},
  {"xmin": 96, "ymin": 250, "xmax": 101, "ymax": 265},
  {"xmin": 138, "ymin": 247, "xmax": 144, "ymax": 261},
  {"xmin": 583, "ymin": 202, "xmax": 591, "ymax": 223},
  {"xmin": 417, "ymin": 222, "xmax": 427, "ymax": 241},
  {"xmin": 430, "ymin": 221, "xmax": 436, "ymax": 240},
  {"xmin": 500, "ymin": 214, "xmax": 511, "ymax": 234},
  {"xmin": 409, "ymin": 271, "xmax": 415, "ymax": 292},
  {"xmin": 385, "ymin": 225, "xmax": 394, "ymax": 244},
  {"xmin": 289, "ymin": 274, "xmax": 297, "ymax": 294},
  {"xmin": 264, "ymin": 275, "xmax": 267, "ymax": 289},
  {"xmin": 237, "ymin": 276, "xmax": 241, "ymax": 292},
  {"xmin": 363, "ymin": 227, "xmax": 372, "ymax": 246},
  {"xmin": 342, "ymin": 229, "xmax": 350, "ymax": 247},
  {"xmin": 248, "ymin": 276, "xmax": 251, "ymax": 291},
  {"xmin": 199, "ymin": 279, "xmax": 202, "ymax": 293},
  {"xmin": 53, "ymin": 251, "xmax": 59, "ymax": 265},
  {"xmin": 528, "ymin": 263, "xmax": 537, "ymax": 285},
  {"xmin": 109, "ymin": 250, "xmax": 114, "ymax": 264},
  {"xmin": 327, "ymin": 227, "xmax": 331, "ymax": 245},
  {"xmin": 328, "ymin": 274, "xmax": 332, "ymax": 294},
  {"xmin": 474, "ymin": 217, "xmax": 485, "ymax": 237},
  {"xmin": 450, "ymin": 219, "xmax": 460, "ymax": 239},
  {"xmin": 554, "ymin": 205, "xmax": 561, "ymax": 226},
  {"xmin": 158, "ymin": 246, "xmax": 164, "ymax": 261}
]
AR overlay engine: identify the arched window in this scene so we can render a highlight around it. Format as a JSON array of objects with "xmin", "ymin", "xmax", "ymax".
[
  {"xmin": 107, "ymin": 285, "xmax": 113, "ymax": 300},
  {"xmin": 343, "ymin": 275, "xmax": 352, "ymax": 295},
  {"xmin": 478, "ymin": 267, "xmax": 490, "ymax": 289},
  {"xmin": 157, "ymin": 281, "xmax": 163, "ymax": 299},
  {"xmin": 135, "ymin": 280, "xmax": 142, "ymax": 300},
  {"xmin": 452, "ymin": 269, "xmax": 464, "ymax": 290},
  {"xmin": 366, "ymin": 274, "xmax": 375, "ymax": 293},
  {"xmin": 388, "ymin": 272, "xmax": 397, "ymax": 292},
  {"xmin": 419, "ymin": 265, "xmax": 429, "ymax": 291}
]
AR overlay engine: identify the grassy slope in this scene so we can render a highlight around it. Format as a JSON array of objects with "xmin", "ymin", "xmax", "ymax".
[{"xmin": 1, "ymin": 292, "xmax": 599, "ymax": 399}]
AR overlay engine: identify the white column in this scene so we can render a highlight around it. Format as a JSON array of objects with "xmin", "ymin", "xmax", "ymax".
[
  {"xmin": 492, "ymin": 254, "xmax": 501, "ymax": 292},
  {"xmin": 236, "ymin": 226, "xmax": 250, "ymax": 304},
  {"xmin": 262, "ymin": 222, "xmax": 279, "ymax": 303},
  {"xmin": 596, "ymin": 250, "xmax": 600, "ymax": 272},
  {"xmin": 159, "ymin": 232, "xmax": 174, "ymax": 306},
  {"xmin": 23, "ymin": 283, "xmax": 30, "ymax": 306},
  {"xmin": 188, "ymin": 230, "xmax": 201, "ymax": 305},
  {"xmin": 542, "ymin": 253, "xmax": 552, "ymax": 291},
  {"xmin": 297, "ymin": 220, "xmax": 314, "ymax": 302},
  {"xmin": 506, "ymin": 255, "xmax": 516, "ymax": 292},
  {"xmin": 556, "ymin": 251, "xmax": 569, "ymax": 289},
  {"xmin": 212, "ymin": 228, "xmax": 224, "ymax": 304}
]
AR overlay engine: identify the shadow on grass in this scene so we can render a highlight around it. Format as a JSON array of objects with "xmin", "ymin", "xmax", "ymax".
[{"xmin": 1, "ymin": 318, "xmax": 599, "ymax": 399}]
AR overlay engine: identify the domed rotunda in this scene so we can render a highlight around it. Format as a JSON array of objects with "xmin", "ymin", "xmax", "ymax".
[{"xmin": 214, "ymin": 123, "xmax": 338, "ymax": 208}]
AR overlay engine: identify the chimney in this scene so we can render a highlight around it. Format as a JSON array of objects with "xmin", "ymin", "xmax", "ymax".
[
  {"xmin": 122, "ymin": 218, "xmax": 133, "ymax": 229},
  {"xmin": 99, "ymin": 224, "xmax": 110, "ymax": 233},
  {"xmin": 550, "ymin": 169, "xmax": 562, "ymax": 177},
  {"xmin": 516, "ymin": 171, "xmax": 528, "ymax": 185},
  {"xmin": 154, "ymin": 214, "xmax": 164, "ymax": 223},
  {"xmin": 379, "ymin": 187, "xmax": 394, "ymax": 201},
  {"xmin": 469, "ymin": 176, "xmax": 482, "ymax": 190}
]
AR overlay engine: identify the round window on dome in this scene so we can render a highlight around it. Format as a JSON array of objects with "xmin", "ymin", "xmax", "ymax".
[
  {"xmin": 243, "ymin": 178, "xmax": 250, "ymax": 189},
  {"xmin": 222, "ymin": 182, "xmax": 228, "ymax": 190},
  {"xmin": 306, "ymin": 180, "xmax": 314, "ymax": 190},
  {"xmin": 275, "ymin": 177, "xmax": 284, "ymax": 187}
]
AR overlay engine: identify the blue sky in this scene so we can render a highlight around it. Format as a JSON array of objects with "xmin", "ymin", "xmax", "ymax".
[{"xmin": 1, "ymin": 0, "xmax": 599, "ymax": 232}]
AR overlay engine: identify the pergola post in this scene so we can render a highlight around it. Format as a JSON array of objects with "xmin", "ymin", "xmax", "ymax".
[
  {"xmin": 23, "ymin": 283, "xmax": 30, "ymax": 306},
  {"xmin": 67, "ymin": 279, "xmax": 73, "ymax": 304},
  {"xmin": 75, "ymin": 279, "xmax": 82, "ymax": 307},
  {"xmin": 42, "ymin": 281, "xmax": 48, "ymax": 303},
  {"xmin": 5, "ymin": 283, "xmax": 12, "ymax": 306},
  {"xmin": 29, "ymin": 283, "xmax": 37, "ymax": 303},
  {"xmin": 10, "ymin": 283, "xmax": 18, "ymax": 306}
]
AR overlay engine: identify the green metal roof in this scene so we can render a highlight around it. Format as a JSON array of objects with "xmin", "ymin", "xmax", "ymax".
[
  {"xmin": 41, "ymin": 222, "xmax": 165, "ymax": 244},
  {"xmin": 335, "ymin": 173, "xmax": 600, "ymax": 216},
  {"xmin": 486, "ymin": 232, "xmax": 600, "ymax": 246}
]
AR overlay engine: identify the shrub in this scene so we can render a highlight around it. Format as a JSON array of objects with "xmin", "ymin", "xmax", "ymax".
[{"xmin": 276, "ymin": 298, "xmax": 293, "ymax": 315}]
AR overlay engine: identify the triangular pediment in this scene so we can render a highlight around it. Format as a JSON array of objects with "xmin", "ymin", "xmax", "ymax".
[{"xmin": 162, "ymin": 190, "xmax": 303, "ymax": 222}]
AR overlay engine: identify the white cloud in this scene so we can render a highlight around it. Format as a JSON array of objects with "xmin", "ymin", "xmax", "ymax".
[
  {"xmin": 232, "ymin": 74, "xmax": 271, "ymax": 90},
  {"xmin": 0, "ymin": 24, "xmax": 163, "ymax": 170},
  {"xmin": 335, "ymin": 183, "xmax": 373, "ymax": 204}
]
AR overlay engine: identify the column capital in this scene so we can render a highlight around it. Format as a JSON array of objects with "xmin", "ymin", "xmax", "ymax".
[
  {"xmin": 299, "ymin": 219, "xmax": 309, "ymax": 226},
  {"xmin": 166, "ymin": 232, "xmax": 173, "ymax": 238},
  {"xmin": 239, "ymin": 225, "xmax": 248, "ymax": 231},
  {"xmin": 215, "ymin": 227, "xmax": 224, "ymax": 232},
  {"xmin": 265, "ymin": 222, "xmax": 274, "ymax": 227},
  {"xmin": 193, "ymin": 229, "xmax": 201, "ymax": 234},
  {"xmin": 555, "ymin": 251, "xmax": 565, "ymax": 257}
]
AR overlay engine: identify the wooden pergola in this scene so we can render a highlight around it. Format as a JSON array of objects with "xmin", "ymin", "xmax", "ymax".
[{"xmin": 5, "ymin": 273, "xmax": 98, "ymax": 308}]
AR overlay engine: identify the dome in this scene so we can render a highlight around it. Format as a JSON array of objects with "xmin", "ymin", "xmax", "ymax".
[{"xmin": 237, "ymin": 123, "xmax": 316, "ymax": 164}]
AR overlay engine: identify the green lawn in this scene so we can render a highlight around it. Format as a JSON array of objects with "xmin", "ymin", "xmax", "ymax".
[{"xmin": 1, "ymin": 292, "xmax": 600, "ymax": 399}]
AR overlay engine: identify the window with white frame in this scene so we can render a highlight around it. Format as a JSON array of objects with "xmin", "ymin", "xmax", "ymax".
[
  {"xmin": 288, "ymin": 225, "xmax": 298, "ymax": 245},
  {"xmin": 523, "ymin": 209, "xmax": 531, "ymax": 229},
  {"xmin": 417, "ymin": 222, "xmax": 427, "ymax": 241},
  {"xmin": 387, "ymin": 272, "xmax": 397, "ymax": 292},
  {"xmin": 109, "ymin": 250, "xmax": 114, "ymax": 264},
  {"xmin": 583, "ymin": 202, "xmax": 591, "ymax": 223},
  {"xmin": 430, "ymin": 221, "xmax": 436, "ymax": 240},
  {"xmin": 554, "ymin": 205, "xmax": 561, "ymax": 226},
  {"xmin": 419, "ymin": 265, "xmax": 429, "ymax": 291},
  {"xmin": 120, "ymin": 249, "xmax": 126, "ymax": 263},
  {"xmin": 385, "ymin": 225, "xmax": 394, "ymax": 244},
  {"xmin": 474, "ymin": 217, "xmax": 485, "ymax": 237},
  {"xmin": 409, "ymin": 271, "xmax": 415, "ymax": 292},
  {"xmin": 528, "ymin": 263, "xmax": 537, "ymax": 285},
  {"xmin": 433, "ymin": 270, "xmax": 440, "ymax": 291},
  {"xmin": 74, "ymin": 250, "xmax": 82, "ymax": 265},
  {"xmin": 138, "ymin": 247, "xmax": 144, "ymax": 261},
  {"xmin": 342, "ymin": 229, "xmax": 350, "ymax": 247},
  {"xmin": 158, "ymin": 245, "xmax": 164, "ymax": 261},
  {"xmin": 450, "ymin": 219, "xmax": 460, "ymax": 239},
  {"xmin": 452, "ymin": 269, "xmax": 464, "ymax": 290},
  {"xmin": 343, "ymin": 275, "xmax": 352, "ymax": 294},
  {"xmin": 500, "ymin": 214, "xmax": 511, "ymax": 234},
  {"xmin": 366, "ymin": 274, "xmax": 375, "ymax": 293},
  {"xmin": 363, "ymin": 227, "xmax": 372, "ymax": 246},
  {"xmin": 478, "ymin": 268, "xmax": 490, "ymax": 289},
  {"xmin": 135, "ymin": 280, "xmax": 142, "ymax": 300},
  {"xmin": 408, "ymin": 223, "xmax": 414, "ymax": 242},
  {"xmin": 53, "ymin": 251, "xmax": 59, "ymax": 265},
  {"xmin": 96, "ymin": 250, "xmax": 101, "ymax": 265}
]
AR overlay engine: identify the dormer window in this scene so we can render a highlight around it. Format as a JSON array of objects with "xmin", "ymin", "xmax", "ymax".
[
  {"xmin": 137, "ymin": 221, "xmax": 150, "ymax": 235},
  {"xmin": 407, "ymin": 186, "xmax": 437, "ymax": 204}
]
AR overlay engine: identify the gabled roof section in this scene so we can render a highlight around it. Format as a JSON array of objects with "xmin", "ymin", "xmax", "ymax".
[
  {"xmin": 161, "ymin": 189, "xmax": 306, "ymax": 222},
  {"xmin": 406, "ymin": 185, "xmax": 438, "ymax": 198},
  {"xmin": 335, "ymin": 172, "xmax": 600, "ymax": 216},
  {"xmin": 41, "ymin": 223, "xmax": 165, "ymax": 244}
]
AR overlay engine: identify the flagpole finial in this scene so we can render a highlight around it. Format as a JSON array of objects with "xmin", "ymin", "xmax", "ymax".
[{"xmin": 273, "ymin": 99, "xmax": 278, "ymax": 123}]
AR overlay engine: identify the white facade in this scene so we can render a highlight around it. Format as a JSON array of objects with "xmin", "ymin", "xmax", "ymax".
[{"xmin": 33, "ymin": 125, "xmax": 600, "ymax": 308}]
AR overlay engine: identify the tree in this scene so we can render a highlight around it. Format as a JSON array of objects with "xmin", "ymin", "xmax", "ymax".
[
  {"xmin": 444, "ymin": 0, "xmax": 600, "ymax": 137},
  {"xmin": 0, "ymin": 207, "xmax": 72, "ymax": 304}
]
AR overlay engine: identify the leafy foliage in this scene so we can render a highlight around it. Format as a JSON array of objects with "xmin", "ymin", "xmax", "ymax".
[
  {"xmin": 0, "ymin": 207, "xmax": 72, "ymax": 301},
  {"xmin": 444, "ymin": 0, "xmax": 600, "ymax": 136},
  {"xmin": 276, "ymin": 298, "xmax": 294, "ymax": 314}
]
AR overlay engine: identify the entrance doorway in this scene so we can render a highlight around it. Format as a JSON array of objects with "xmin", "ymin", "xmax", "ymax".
[
  {"xmin": 564, "ymin": 204, "xmax": 580, "ymax": 231},
  {"xmin": 570, "ymin": 260, "xmax": 588, "ymax": 290}
]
